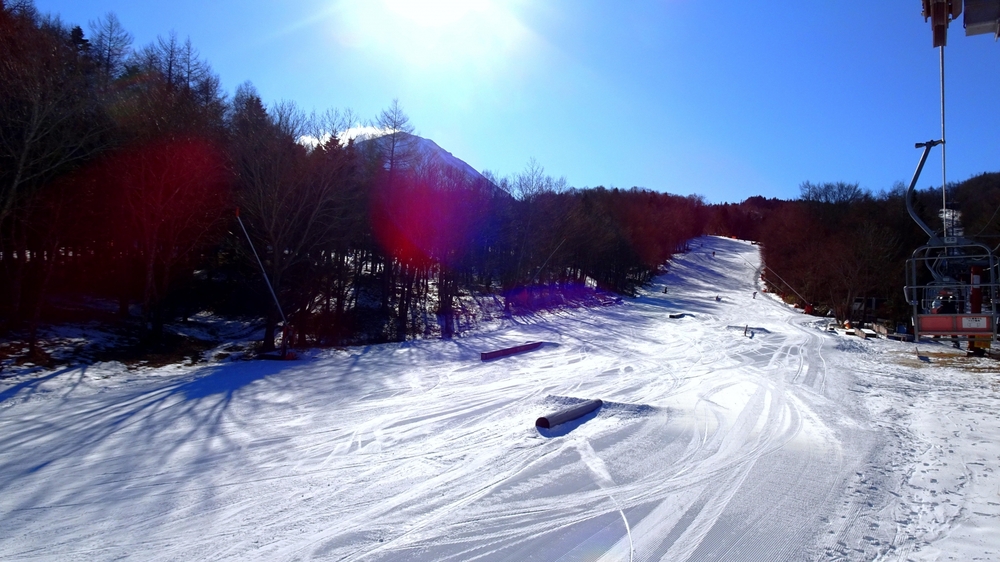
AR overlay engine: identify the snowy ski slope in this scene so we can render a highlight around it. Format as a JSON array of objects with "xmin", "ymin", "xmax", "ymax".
[{"xmin": 1, "ymin": 236, "xmax": 998, "ymax": 561}]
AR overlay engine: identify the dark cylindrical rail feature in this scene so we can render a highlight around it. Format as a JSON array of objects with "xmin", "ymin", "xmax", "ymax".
[
  {"xmin": 480, "ymin": 342, "xmax": 543, "ymax": 361},
  {"xmin": 535, "ymin": 399, "xmax": 603, "ymax": 429}
]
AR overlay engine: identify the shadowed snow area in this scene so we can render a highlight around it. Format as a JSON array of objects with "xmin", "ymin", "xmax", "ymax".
[{"xmin": 2, "ymin": 236, "xmax": 999, "ymax": 561}]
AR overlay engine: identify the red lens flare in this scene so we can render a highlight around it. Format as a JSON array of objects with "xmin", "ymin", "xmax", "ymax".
[{"xmin": 371, "ymin": 175, "xmax": 482, "ymax": 268}]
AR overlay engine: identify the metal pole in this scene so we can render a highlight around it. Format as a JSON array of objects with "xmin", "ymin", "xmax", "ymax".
[
  {"xmin": 939, "ymin": 45, "xmax": 948, "ymax": 237},
  {"xmin": 235, "ymin": 209, "xmax": 288, "ymax": 355}
]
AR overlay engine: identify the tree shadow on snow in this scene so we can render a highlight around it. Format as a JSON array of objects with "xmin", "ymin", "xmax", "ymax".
[
  {"xmin": 0, "ymin": 366, "xmax": 80, "ymax": 405},
  {"xmin": 173, "ymin": 360, "xmax": 285, "ymax": 400},
  {"xmin": 0, "ymin": 357, "xmax": 303, "ymax": 538}
]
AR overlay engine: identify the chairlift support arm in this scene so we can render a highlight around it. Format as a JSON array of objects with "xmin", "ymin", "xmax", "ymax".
[{"xmin": 906, "ymin": 140, "xmax": 945, "ymax": 243}]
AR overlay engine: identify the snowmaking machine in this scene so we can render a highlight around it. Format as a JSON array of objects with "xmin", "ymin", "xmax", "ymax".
[{"xmin": 902, "ymin": 1, "xmax": 1000, "ymax": 348}]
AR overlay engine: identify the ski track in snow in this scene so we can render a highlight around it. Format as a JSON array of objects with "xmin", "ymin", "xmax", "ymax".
[{"xmin": 1, "ymin": 236, "xmax": 999, "ymax": 561}]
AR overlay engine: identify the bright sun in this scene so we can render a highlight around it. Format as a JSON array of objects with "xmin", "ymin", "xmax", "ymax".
[
  {"xmin": 381, "ymin": 0, "xmax": 484, "ymax": 29},
  {"xmin": 331, "ymin": 0, "xmax": 533, "ymax": 74}
]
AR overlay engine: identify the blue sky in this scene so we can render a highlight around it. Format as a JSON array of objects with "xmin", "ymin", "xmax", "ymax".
[{"xmin": 34, "ymin": 0, "xmax": 1000, "ymax": 203}]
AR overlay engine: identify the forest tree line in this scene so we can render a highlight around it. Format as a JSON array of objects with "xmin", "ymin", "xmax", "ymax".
[{"xmin": 0, "ymin": 2, "xmax": 707, "ymax": 356}]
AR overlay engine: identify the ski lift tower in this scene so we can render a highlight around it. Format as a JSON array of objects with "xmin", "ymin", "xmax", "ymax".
[{"xmin": 903, "ymin": 1, "xmax": 1000, "ymax": 348}]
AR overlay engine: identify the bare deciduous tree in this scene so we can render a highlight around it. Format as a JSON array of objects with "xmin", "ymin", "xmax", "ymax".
[
  {"xmin": 230, "ymin": 85, "xmax": 356, "ymax": 350},
  {"xmin": 88, "ymin": 12, "xmax": 132, "ymax": 89},
  {"xmin": 799, "ymin": 181, "xmax": 864, "ymax": 205},
  {"xmin": 0, "ymin": 7, "xmax": 108, "ymax": 325}
]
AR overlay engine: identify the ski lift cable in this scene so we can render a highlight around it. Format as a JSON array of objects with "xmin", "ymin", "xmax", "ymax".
[
  {"xmin": 972, "ymin": 200, "xmax": 1000, "ymax": 239},
  {"xmin": 532, "ymin": 238, "xmax": 567, "ymax": 283},
  {"xmin": 234, "ymin": 207, "xmax": 287, "ymax": 327},
  {"xmin": 738, "ymin": 254, "xmax": 811, "ymax": 306}
]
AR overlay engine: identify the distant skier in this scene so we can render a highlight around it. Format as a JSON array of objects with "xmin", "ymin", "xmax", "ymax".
[
  {"xmin": 712, "ymin": 251, "xmax": 716, "ymax": 257},
  {"xmin": 753, "ymin": 291, "xmax": 757, "ymax": 299},
  {"xmin": 715, "ymin": 295, "xmax": 721, "ymax": 302}
]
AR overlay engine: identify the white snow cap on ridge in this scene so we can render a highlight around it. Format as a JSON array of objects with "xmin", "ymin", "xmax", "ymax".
[{"xmin": 300, "ymin": 128, "xmax": 482, "ymax": 180}]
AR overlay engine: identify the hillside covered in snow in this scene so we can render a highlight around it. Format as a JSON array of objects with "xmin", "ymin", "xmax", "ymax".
[{"xmin": 1, "ymin": 236, "xmax": 998, "ymax": 561}]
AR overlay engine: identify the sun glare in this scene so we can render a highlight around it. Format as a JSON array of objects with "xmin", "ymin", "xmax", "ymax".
[
  {"xmin": 331, "ymin": 0, "xmax": 533, "ymax": 75},
  {"xmin": 381, "ymin": 0, "xmax": 482, "ymax": 29}
]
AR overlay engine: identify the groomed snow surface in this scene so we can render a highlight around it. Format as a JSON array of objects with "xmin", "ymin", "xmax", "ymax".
[{"xmin": 2, "ymin": 236, "xmax": 999, "ymax": 561}]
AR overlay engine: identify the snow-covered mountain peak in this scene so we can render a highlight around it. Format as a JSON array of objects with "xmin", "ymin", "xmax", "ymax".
[{"xmin": 360, "ymin": 131, "xmax": 497, "ymax": 190}]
